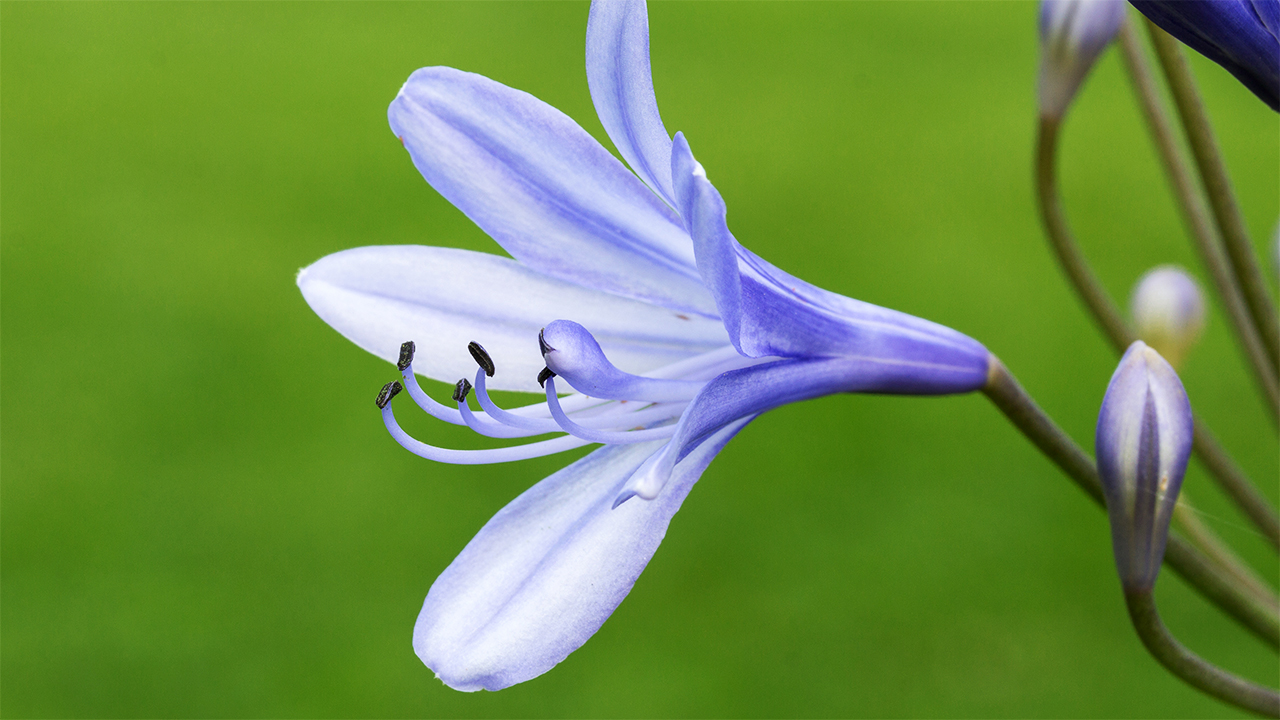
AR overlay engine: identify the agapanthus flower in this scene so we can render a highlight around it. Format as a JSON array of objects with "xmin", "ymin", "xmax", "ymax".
[
  {"xmin": 298, "ymin": 0, "xmax": 990, "ymax": 691},
  {"xmin": 1130, "ymin": 0, "xmax": 1280, "ymax": 111}
]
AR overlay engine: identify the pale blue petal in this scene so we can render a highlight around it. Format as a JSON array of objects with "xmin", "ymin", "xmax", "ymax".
[
  {"xmin": 413, "ymin": 415, "xmax": 754, "ymax": 691},
  {"xmin": 388, "ymin": 67, "xmax": 716, "ymax": 315},
  {"xmin": 670, "ymin": 133, "xmax": 989, "ymax": 372},
  {"xmin": 586, "ymin": 0, "xmax": 676, "ymax": 206},
  {"xmin": 298, "ymin": 245, "xmax": 729, "ymax": 392}
]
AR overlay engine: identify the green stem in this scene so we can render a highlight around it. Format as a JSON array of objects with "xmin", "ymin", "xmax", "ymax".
[
  {"xmin": 1035, "ymin": 115, "xmax": 1280, "ymax": 548},
  {"xmin": 1035, "ymin": 115, "xmax": 1133, "ymax": 354},
  {"xmin": 1125, "ymin": 589, "xmax": 1280, "ymax": 717},
  {"xmin": 1116, "ymin": 19, "xmax": 1280, "ymax": 413},
  {"xmin": 1144, "ymin": 19, "xmax": 1280, "ymax": 370},
  {"xmin": 982, "ymin": 356, "xmax": 1280, "ymax": 649}
]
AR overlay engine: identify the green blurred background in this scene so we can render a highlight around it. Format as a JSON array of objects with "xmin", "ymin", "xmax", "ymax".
[{"xmin": 3, "ymin": 2, "xmax": 1276, "ymax": 716}]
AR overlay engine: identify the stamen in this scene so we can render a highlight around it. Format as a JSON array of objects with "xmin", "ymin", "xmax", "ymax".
[
  {"xmin": 452, "ymin": 378, "xmax": 472, "ymax": 403},
  {"xmin": 544, "ymin": 377, "xmax": 677, "ymax": 444},
  {"xmin": 473, "ymin": 369, "xmax": 563, "ymax": 433},
  {"xmin": 379, "ymin": 384, "xmax": 591, "ymax": 463},
  {"xmin": 468, "ymin": 341, "xmax": 495, "ymax": 377},
  {"xmin": 456, "ymin": 371, "xmax": 542, "ymax": 439},
  {"xmin": 397, "ymin": 340, "xmax": 466, "ymax": 426},
  {"xmin": 376, "ymin": 381, "xmax": 402, "ymax": 409},
  {"xmin": 537, "ymin": 367, "xmax": 556, "ymax": 388},
  {"xmin": 397, "ymin": 341, "xmax": 415, "ymax": 372},
  {"xmin": 538, "ymin": 327, "xmax": 553, "ymax": 357}
]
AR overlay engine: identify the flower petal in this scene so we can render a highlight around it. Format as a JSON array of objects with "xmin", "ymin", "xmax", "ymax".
[
  {"xmin": 620, "ymin": 354, "xmax": 989, "ymax": 500},
  {"xmin": 1130, "ymin": 0, "xmax": 1279, "ymax": 111},
  {"xmin": 297, "ymin": 245, "xmax": 730, "ymax": 392},
  {"xmin": 586, "ymin": 0, "xmax": 676, "ymax": 206},
  {"xmin": 670, "ymin": 133, "xmax": 990, "ymax": 372},
  {"xmin": 388, "ymin": 67, "xmax": 716, "ymax": 315},
  {"xmin": 413, "ymin": 415, "xmax": 754, "ymax": 691}
]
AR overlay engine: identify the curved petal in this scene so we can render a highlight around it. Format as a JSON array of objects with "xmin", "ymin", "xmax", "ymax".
[
  {"xmin": 297, "ymin": 245, "xmax": 729, "ymax": 392},
  {"xmin": 620, "ymin": 354, "xmax": 989, "ymax": 500},
  {"xmin": 1130, "ymin": 0, "xmax": 1279, "ymax": 111},
  {"xmin": 388, "ymin": 67, "xmax": 716, "ymax": 315},
  {"xmin": 413, "ymin": 415, "xmax": 755, "ymax": 691},
  {"xmin": 671, "ymin": 133, "xmax": 988, "ymax": 369},
  {"xmin": 586, "ymin": 0, "xmax": 676, "ymax": 206}
]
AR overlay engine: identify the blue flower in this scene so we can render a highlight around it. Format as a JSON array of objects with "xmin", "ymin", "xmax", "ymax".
[
  {"xmin": 1130, "ymin": 0, "xmax": 1280, "ymax": 111},
  {"xmin": 298, "ymin": 0, "xmax": 990, "ymax": 691},
  {"xmin": 1095, "ymin": 341, "xmax": 1194, "ymax": 592}
]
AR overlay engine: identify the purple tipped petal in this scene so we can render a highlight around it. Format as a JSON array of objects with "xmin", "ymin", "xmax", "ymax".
[
  {"xmin": 388, "ymin": 67, "xmax": 717, "ymax": 315},
  {"xmin": 1130, "ymin": 0, "xmax": 1280, "ymax": 111},
  {"xmin": 1095, "ymin": 341, "xmax": 1194, "ymax": 590},
  {"xmin": 297, "ymin": 245, "xmax": 728, "ymax": 392},
  {"xmin": 670, "ymin": 134, "xmax": 989, "ymax": 372},
  {"xmin": 587, "ymin": 0, "xmax": 676, "ymax": 206},
  {"xmin": 413, "ymin": 416, "xmax": 754, "ymax": 691}
]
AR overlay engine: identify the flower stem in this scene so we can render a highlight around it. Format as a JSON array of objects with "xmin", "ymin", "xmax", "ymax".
[
  {"xmin": 1116, "ymin": 18, "xmax": 1279, "ymax": 411},
  {"xmin": 982, "ymin": 356, "xmax": 1280, "ymax": 648},
  {"xmin": 1035, "ymin": 114, "xmax": 1280, "ymax": 548},
  {"xmin": 1143, "ymin": 18, "xmax": 1280, "ymax": 370},
  {"xmin": 1124, "ymin": 588, "xmax": 1280, "ymax": 717}
]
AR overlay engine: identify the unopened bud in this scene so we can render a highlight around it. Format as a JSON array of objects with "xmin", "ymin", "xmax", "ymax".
[
  {"xmin": 1130, "ymin": 266, "xmax": 1205, "ymax": 369},
  {"xmin": 1095, "ymin": 341, "xmax": 1193, "ymax": 592},
  {"xmin": 1038, "ymin": 0, "xmax": 1126, "ymax": 120}
]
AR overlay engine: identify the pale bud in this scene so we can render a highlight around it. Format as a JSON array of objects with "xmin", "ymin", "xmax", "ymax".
[
  {"xmin": 1095, "ymin": 342, "xmax": 1193, "ymax": 592},
  {"xmin": 1130, "ymin": 266, "xmax": 1205, "ymax": 369},
  {"xmin": 1038, "ymin": 0, "xmax": 1126, "ymax": 120}
]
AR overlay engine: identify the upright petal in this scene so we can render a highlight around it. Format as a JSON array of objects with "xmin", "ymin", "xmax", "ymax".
[
  {"xmin": 298, "ymin": 245, "xmax": 729, "ymax": 392},
  {"xmin": 413, "ymin": 415, "xmax": 755, "ymax": 691},
  {"xmin": 586, "ymin": 0, "xmax": 676, "ymax": 206},
  {"xmin": 389, "ymin": 67, "xmax": 716, "ymax": 315},
  {"xmin": 670, "ymin": 133, "xmax": 990, "ymax": 372}
]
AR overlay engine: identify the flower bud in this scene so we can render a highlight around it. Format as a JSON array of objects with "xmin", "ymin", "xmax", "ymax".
[
  {"xmin": 1038, "ymin": 0, "xmax": 1126, "ymax": 120},
  {"xmin": 1095, "ymin": 341, "xmax": 1193, "ymax": 592},
  {"xmin": 1130, "ymin": 0, "xmax": 1280, "ymax": 112},
  {"xmin": 1129, "ymin": 266, "xmax": 1205, "ymax": 369}
]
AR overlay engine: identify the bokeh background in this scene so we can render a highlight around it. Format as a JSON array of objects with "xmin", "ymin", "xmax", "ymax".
[{"xmin": 3, "ymin": 2, "xmax": 1277, "ymax": 717}]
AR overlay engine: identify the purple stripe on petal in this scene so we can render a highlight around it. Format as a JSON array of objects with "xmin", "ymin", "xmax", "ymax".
[
  {"xmin": 389, "ymin": 67, "xmax": 718, "ymax": 315},
  {"xmin": 414, "ymin": 415, "xmax": 754, "ymax": 691},
  {"xmin": 587, "ymin": 0, "xmax": 677, "ymax": 206}
]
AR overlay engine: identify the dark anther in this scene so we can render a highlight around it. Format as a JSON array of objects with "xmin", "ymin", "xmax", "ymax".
[
  {"xmin": 452, "ymin": 378, "xmax": 473, "ymax": 403},
  {"xmin": 468, "ymin": 341, "xmax": 495, "ymax": 377},
  {"xmin": 537, "ymin": 366, "xmax": 557, "ymax": 388},
  {"xmin": 376, "ymin": 381, "xmax": 403, "ymax": 409},
  {"xmin": 397, "ymin": 341, "xmax": 416, "ymax": 372},
  {"xmin": 538, "ymin": 328, "xmax": 554, "ymax": 357}
]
